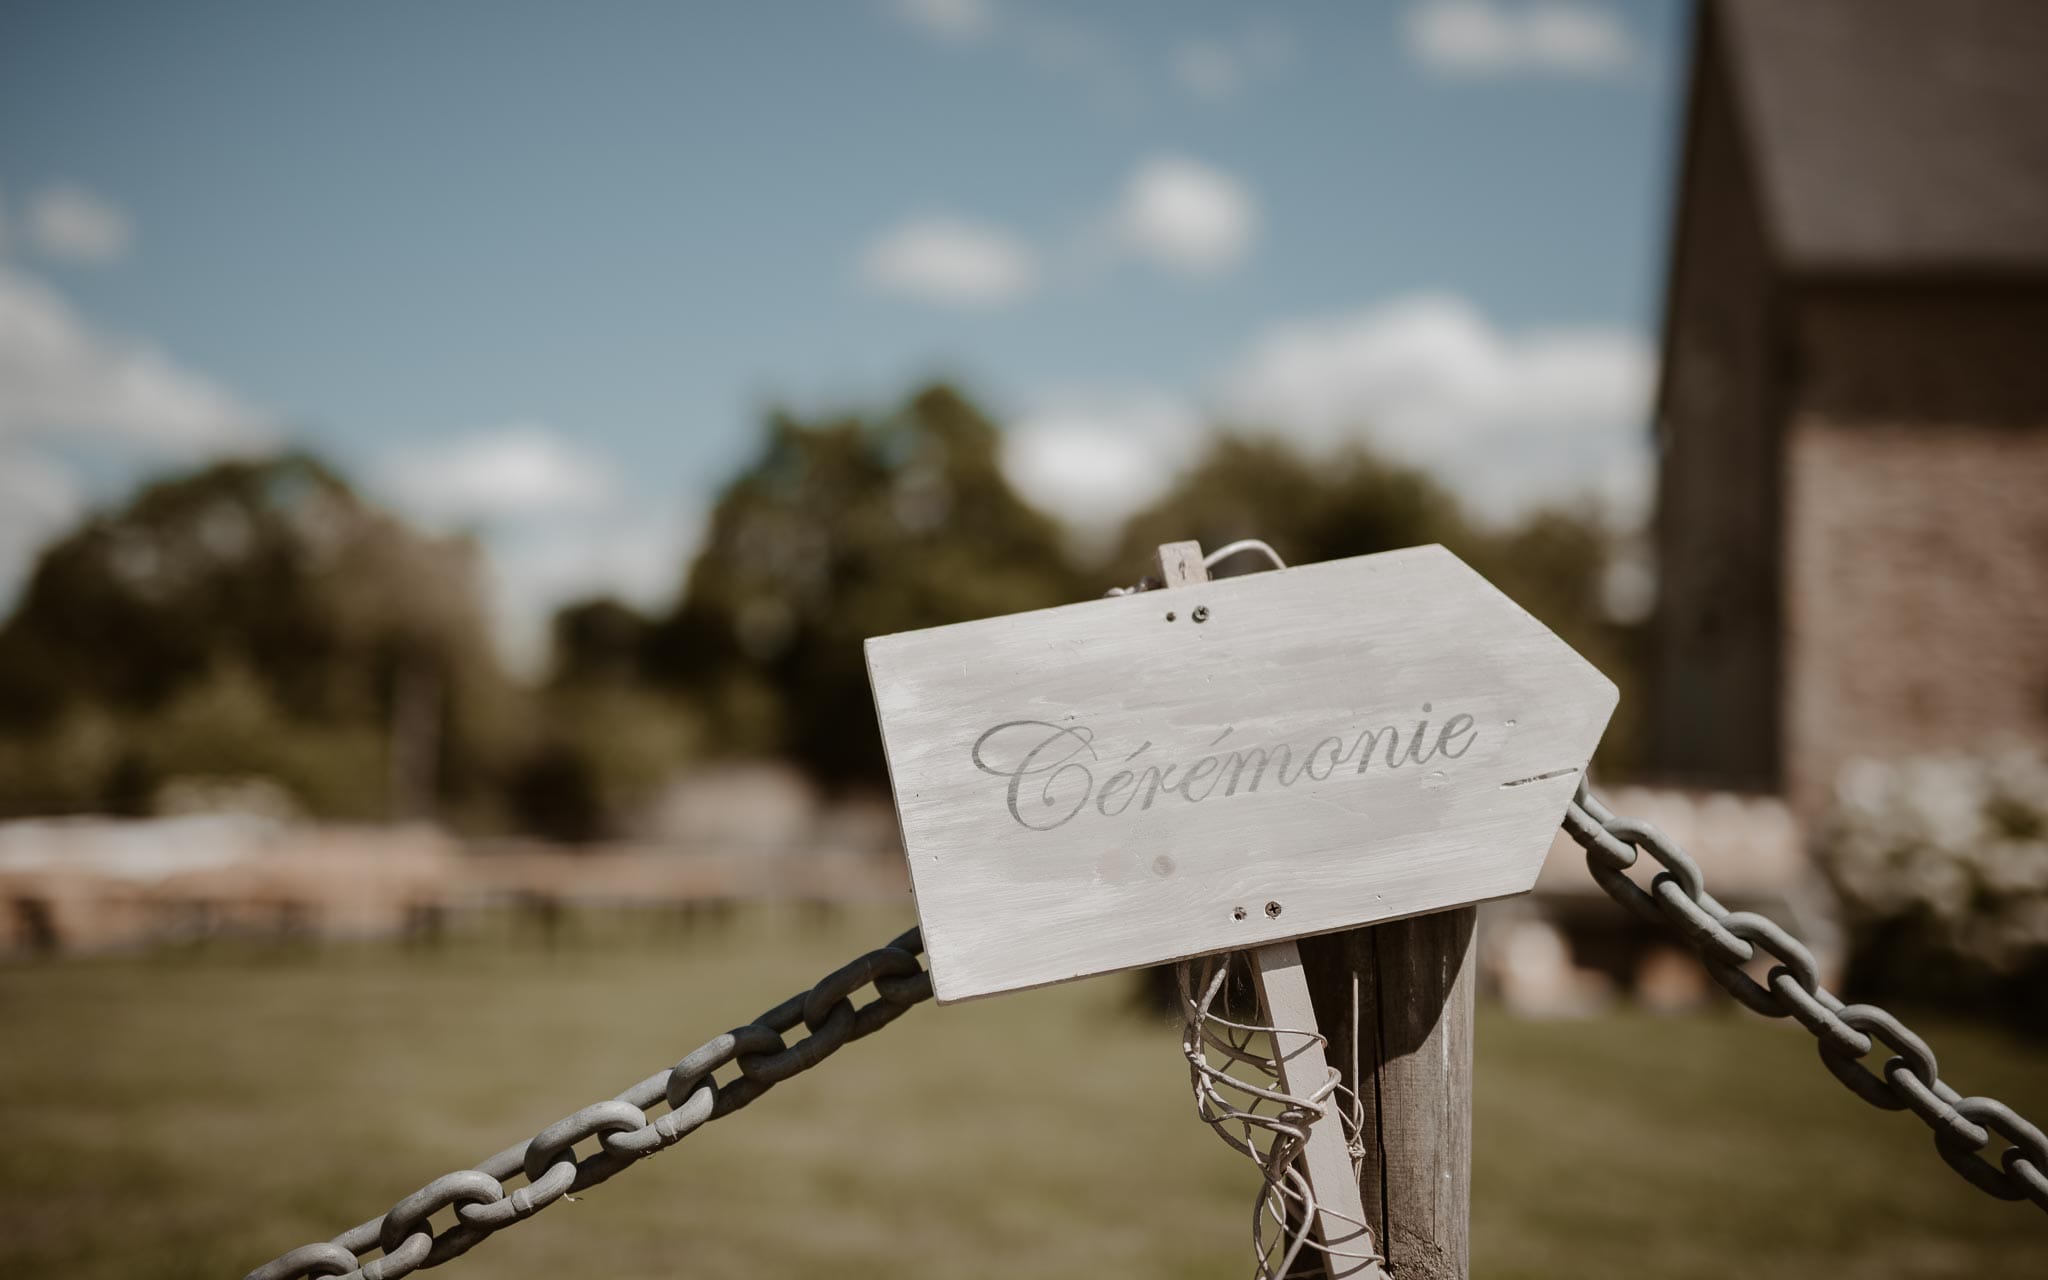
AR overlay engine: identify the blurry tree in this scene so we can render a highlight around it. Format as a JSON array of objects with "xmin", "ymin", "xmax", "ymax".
[
  {"xmin": 0, "ymin": 455, "xmax": 525, "ymax": 821},
  {"xmin": 1107, "ymin": 434, "xmax": 1473, "ymax": 576},
  {"xmin": 1465, "ymin": 510, "xmax": 1650, "ymax": 774},
  {"xmin": 525, "ymin": 595, "xmax": 703, "ymax": 841},
  {"xmin": 550, "ymin": 597, "xmax": 653, "ymax": 688},
  {"xmin": 646, "ymin": 385, "xmax": 1084, "ymax": 786},
  {"xmin": 506, "ymin": 739, "xmax": 606, "ymax": 843}
]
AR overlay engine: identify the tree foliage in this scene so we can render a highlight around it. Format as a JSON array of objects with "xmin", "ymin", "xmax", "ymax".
[
  {"xmin": 0, "ymin": 387, "xmax": 1648, "ymax": 824},
  {"xmin": 645, "ymin": 384, "xmax": 1085, "ymax": 785},
  {"xmin": 1109, "ymin": 434, "xmax": 1473, "ymax": 573},
  {"xmin": 0, "ymin": 455, "xmax": 522, "ymax": 818}
]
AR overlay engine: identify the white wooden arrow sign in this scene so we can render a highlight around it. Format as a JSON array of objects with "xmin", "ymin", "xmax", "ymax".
[
  {"xmin": 867, "ymin": 541, "xmax": 1613, "ymax": 1278},
  {"xmin": 864, "ymin": 543, "xmax": 1616, "ymax": 1005}
]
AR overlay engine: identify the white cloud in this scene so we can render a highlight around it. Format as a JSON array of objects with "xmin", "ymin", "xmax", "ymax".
[
  {"xmin": 1406, "ymin": 0, "xmax": 1641, "ymax": 78},
  {"xmin": 1002, "ymin": 390, "xmax": 1197, "ymax": 544},
  {"xmin": 0, "ymin": 266, "xmax": 272, "ymax": 454},
  {"xmin": 890, "ymin": 0, "xmax": 995, "ymax": 43},
  {"xmin": 1115, "ymin": 155, "xmax": 1258, "ymax": 277},
  {"xmin": 374, "ymin": 425, "xmax": 702, "ymax": 672},
  {"xmin": 1220, "ymin": 294, "xmax": 1655, "ymax": 524},
  {"xmin": 998, "ymin": 293, "xmax": 1655, "ymax": 538},
  {"xmin": 378, "ymin": 424, "xmax": 616, "ymax": 525},
  {"xmin": 858, "ymin": 159, "xmax": 1257, "ymax": 303},
  {"xmin": 860, "ymin": 215, "xmax": 1036, "ymax": 308},
  {"xmin": 27, "ymin": 183, "xmax": 134, "ymax": 265},
  {"xmin": 0, "ymin": 256, "xmax": 274, "ymax": 616}
]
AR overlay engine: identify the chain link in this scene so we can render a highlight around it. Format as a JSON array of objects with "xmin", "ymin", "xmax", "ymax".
[
  {"xmin": 242, "ymin": 927, "xmax": 932, "ymax": 1280},
  {"xmin": 1563, "ymin": 783, "xmax": 2048, "ymax": 1217}
]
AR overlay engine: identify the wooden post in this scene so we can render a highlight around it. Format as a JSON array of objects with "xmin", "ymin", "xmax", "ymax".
[
  {"xmin": 1154, "ymin": 542, "xmax": 1387, "ymax": 1280},
  {"xmin": 1292, "ymin": 911, "xmax": 1474, "ymax": 1280}
]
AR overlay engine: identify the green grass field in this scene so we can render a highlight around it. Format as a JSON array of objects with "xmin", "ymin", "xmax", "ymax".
[{"xmin": 3, "ymin": 907, "xmax": 2044, "ymax": 1279}]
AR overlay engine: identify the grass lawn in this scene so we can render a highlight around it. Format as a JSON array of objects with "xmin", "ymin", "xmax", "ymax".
[{"xmin": 3, "ymin": 906, "xmax": 2044, "ymax": 1279}]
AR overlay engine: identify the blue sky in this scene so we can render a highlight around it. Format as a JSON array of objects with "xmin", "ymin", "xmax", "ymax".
[{"xmin": 0, "ymin": 0, "xmax": 1690, "ymax": 665}]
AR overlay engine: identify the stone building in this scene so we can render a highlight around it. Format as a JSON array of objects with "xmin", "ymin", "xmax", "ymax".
[{"xmin": 1647, "ymin": 0, "xmax": 2048, "ymax": 813}]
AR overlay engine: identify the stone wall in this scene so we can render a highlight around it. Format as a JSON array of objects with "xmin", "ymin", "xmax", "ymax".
[
  {"xmin": 1783, "ymin": 415, "xmax": 2048, "ymax": 812},
  {"xmin": 1779, "ymin": 284, "xmax": 2048, "ymax": 811}
]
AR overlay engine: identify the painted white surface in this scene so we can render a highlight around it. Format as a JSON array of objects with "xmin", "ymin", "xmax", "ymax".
[{"xmin": 865, "ymin": 545, "xmax": 1616, "ymax": 1003}]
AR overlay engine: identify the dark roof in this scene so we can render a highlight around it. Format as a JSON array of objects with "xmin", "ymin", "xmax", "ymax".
[{"xmin": 1717, "ymin": 0, "xmax": 2048, "ymax": 272}]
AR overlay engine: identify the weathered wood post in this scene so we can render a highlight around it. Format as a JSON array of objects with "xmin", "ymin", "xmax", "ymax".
[
  {"xmin": 1158, "ymin": 542, "xmax": 1470, "ymax": 1280},
  {"xmin": 1293, "ymin": 911, "xmax": 1474, "ymax": 1280}
]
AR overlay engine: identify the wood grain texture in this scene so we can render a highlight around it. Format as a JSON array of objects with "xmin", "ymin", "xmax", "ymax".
[
  {"xmin": 865, "ymin": 544, "xmax": 1614, "ymax": 1003},
  {"xmin": 865, "ymin": 544, "xmax": 1615, "ymax": 1003},
  {"xmin": 1291, "ymin": 911, "xmax": 1475, "ymax": 1280},
  {"xmin": 1156, "ymin": 544, "xmax": 1383, "ymax": 1280}
]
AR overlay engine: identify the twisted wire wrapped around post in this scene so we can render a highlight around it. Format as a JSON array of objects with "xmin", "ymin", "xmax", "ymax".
[
  {"xmin": 1563, "ymin": 781, "xmax": 2048, "ymax": 1217},
  {"xmin": 242, "ymin": 928, "xmax": 933, "ymax": 1280},
  {"xmin": 1178, "ymin": 952, "xmax": 1378, "ymax": 1278}
]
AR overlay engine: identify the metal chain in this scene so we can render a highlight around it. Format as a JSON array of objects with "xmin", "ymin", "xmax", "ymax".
[
  {"xmin": 243, "ymin": 928, "xmax": 932, "ymax": 1280},
  {"xmin": 1564, "ymin": 782, "xmax": 2048, "ymax": 1216}
]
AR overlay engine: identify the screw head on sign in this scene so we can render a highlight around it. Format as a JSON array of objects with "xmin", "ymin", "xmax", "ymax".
[
  {"xmin": 1265, "ymin": 901, "xmax": 1282, "ymax": 918},
  {"xmin": 1192, "ymin": 605, "xmax": 1210, "ymax": 622}
]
